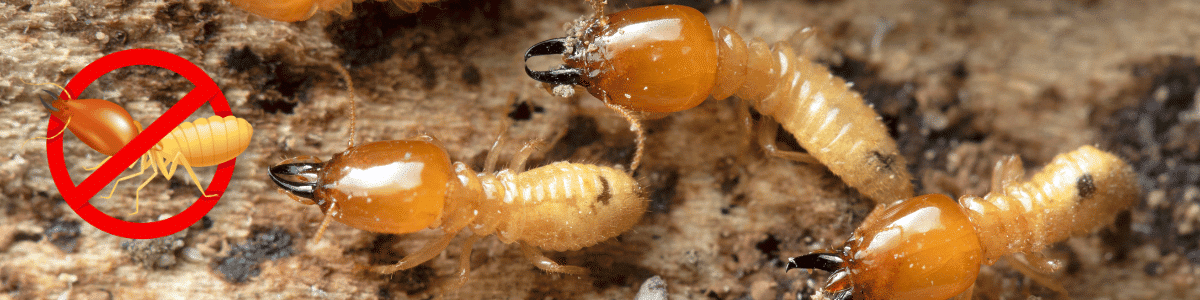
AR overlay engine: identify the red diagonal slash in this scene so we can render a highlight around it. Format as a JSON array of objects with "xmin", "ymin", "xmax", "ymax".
[
  {"xmin": 66, "ymin": 86, "xmax": 218, "ymax": 204},
  {"xmin": 46, "ymin": 49, "xmax": 235, "ymax": 239}
]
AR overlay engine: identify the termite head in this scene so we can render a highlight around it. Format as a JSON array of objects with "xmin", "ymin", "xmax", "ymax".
[
  {"xmin": 269, "ymin": 140, "xmax": 457, "ymax": 234},
  {"xmin": 787, "ymin": 194, "xmax": 984, "ymax": 300},
  {"xmin": 525, "ymin": 5, "xmax": 718, "ymax": 113},
  {"xmin": 39, "ymin": 90, "xmax": 141, "ymax": 156},
  {"xmin": 228, "ymin": 0, "xmax": 353, "ymax": 22}
]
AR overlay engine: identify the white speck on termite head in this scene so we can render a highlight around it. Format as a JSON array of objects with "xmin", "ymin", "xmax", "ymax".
[{"xmin": 405, "ymin": 152, "xmax": 412, "ymax": 160}]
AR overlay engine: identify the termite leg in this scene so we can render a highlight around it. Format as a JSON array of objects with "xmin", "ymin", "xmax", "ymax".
[
  {"xmin": 130, "ymin": 154, "xmax": 163, "ymax": 215},
  {"xmin": 990, "ymin": 155, "xmax": 1025, "ymax": 193},
  {"xmin": 101, "ymin": 155, "xmax": 150, "ymax": 200},
  {"xmin": 520, "ymin": 243, "xmax": 588, "ymax": 275},
  {"xmin": 158, "ymin": 151, "xmax": 218, "ymax": 198},
  {"xmin": 484, "ymin": 125, "xmax": 510, "ymax": 174},
  {"xmin": 736, "ymin": 100, "xmax": 755, "ymax": 151},
  {"xmin": 510, "ymin": 140, "xmax": 545, "ymax": 172},
  {"xmin": 448, "ymin": 234, "xmax": 484, "ymax": 291},
  {"xmin": 371, "ymin": 231, "xmax": 457, "ymax": 274},
  {"xmin": 1002, "ymin": 255, "xmax": 1069, "ymax": 295},
  {"xmin": 756, "ymin": 116, "xmax": 820, "ymax": 165},
  {"xmin": 1020, "ymin": 252, "xmax": 1064, "ymax": 274}
]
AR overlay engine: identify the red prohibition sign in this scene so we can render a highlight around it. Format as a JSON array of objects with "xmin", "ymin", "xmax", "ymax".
[{"xmin": 46, "ymin": 49, "xmax": 234, "ymax": 239}]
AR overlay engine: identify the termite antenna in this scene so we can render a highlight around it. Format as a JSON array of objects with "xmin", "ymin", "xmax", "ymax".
[
  {"xmin": 18, "ymin": 84, "xmax": 74, "ymax": 151},
  {"xmin": 602, "ymin": 98, "xmax": 645, "ymax": 172},
  {"xmin": 726, "ymin": 0, "xmax": 742, "ymax": 28},
  {"xmin": 311, "ymin": 202, "xmax": 336, "ymax": 244},
  {"xmin": 524, "ymin": 38, "xmax": 583, "ymax": 86},
  {"xmin": 785, "ymin": 253, "xmax": 843, "ymax": 273},
  {"xmin": 19, "ymin": 79, "xmax": 75, "ymax": 102},
  {"xmin": 19, "ymin": 78, "xmax": 75, "ymax": 111},
  {"xmin": 332, "ymin": 64, "xmax": 357, "ymax": 148},
  {"xmin": 19, "ymin": 116, "xmax": 71, "ymax": 151},
  {"xmin": 588, "ymin": 0, "xmax": 606, "ymax": 20}
]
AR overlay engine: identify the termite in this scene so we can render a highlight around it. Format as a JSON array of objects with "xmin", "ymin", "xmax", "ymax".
[
  {"xmin": 524, "ymin": 5, "xmax": 913, "ymax": 204},
  {"xmin": 267, "ymin": 66, "xmax": 648, "ymax": 289},
  {"xmin": 36, "ymin": 84, "xmax": 254, "ymax": 215},
  {"xmin": 227, "ymin": 0, "xmax": 442, "ymax": 22},
  {"xmin": 785, "ymin": 145, "xmax": 1139, "ymax": 300}
]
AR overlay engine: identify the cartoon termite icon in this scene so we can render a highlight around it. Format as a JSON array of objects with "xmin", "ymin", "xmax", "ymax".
[{"xmin": 30, "ymin": 82, "xmax": 252, "ymax": 215}]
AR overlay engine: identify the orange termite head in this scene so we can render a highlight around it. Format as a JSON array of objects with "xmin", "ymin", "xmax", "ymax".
[
  {"xmin": 525, "ymin": 5, "xmax": 718, "ymax": 113},
  {"xmin": 228, "ymin": 0, "xmax": 352, "ymax": 22},
  {"xmin": 268, "ymin": 140, "xmax": 457, "ymax": 234},
  {"xmin": 787, "ymin": 194, "xmax": 984, "ymax": 300},
  {"xmin": 40, "ymin": 90, "xmax": 141, "ymax": 156}
]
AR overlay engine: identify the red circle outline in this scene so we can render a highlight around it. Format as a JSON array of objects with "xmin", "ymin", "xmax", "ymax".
[{"xmin": 46, "ymin": 49, "xmax": 234, "ymax": 239}]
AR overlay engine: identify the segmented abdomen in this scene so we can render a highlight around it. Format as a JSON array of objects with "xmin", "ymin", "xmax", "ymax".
[
  {"xmin": 715, "ymin": 28, "xmax": 914, "ymax": 204},
  {"xmin": 156, "ymin": 116, "xmax": 254, "ymax": 167},
  {"xmin": 960, "ymin": 145, "xmax": 1137, "ymax": 263},
  {"xmin": 500, "ymin": 162, "xmax": 646, "ymax": 252}
]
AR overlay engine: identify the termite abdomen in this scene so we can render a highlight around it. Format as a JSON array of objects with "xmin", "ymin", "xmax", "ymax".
[
  {"xmin": 158, "ymin": 116, "xmax": 255, "ymax": 168},
  {"xmin": 960, "ymin": 145, "xmax": 1138, "ymax": 263},
  {"xmin": 498, "ymin": 162, "xmax": 645, "ymax": 252}
]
